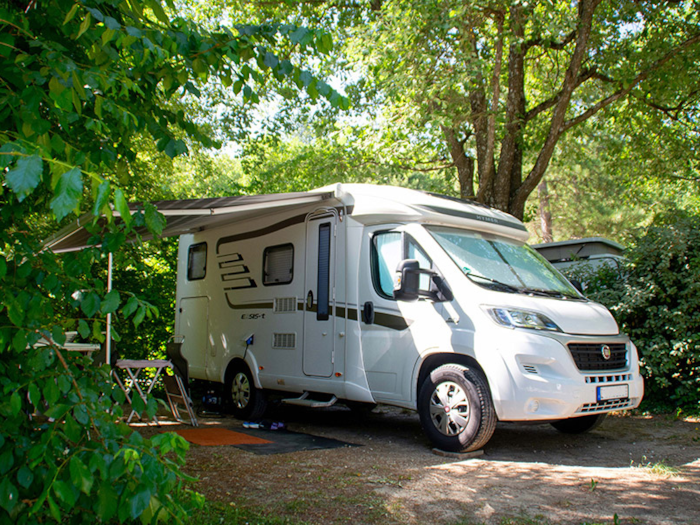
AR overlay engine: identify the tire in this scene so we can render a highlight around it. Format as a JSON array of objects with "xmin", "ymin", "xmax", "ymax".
[
  {"xmin": 551, "ymin": 413, "xmax": 607, "ymax": 434},
  {"xmin": 225, "ymin": 365, "xmax": 267, "ymax": 421},
  {"xmin": 418, "ymin": 364, "xmax": 497, "ymax": 453}
]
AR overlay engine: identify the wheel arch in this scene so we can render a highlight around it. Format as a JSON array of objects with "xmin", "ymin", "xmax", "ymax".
[
  {"xmin": 416, "ymin": 353, "xmax": 490, "ymax": 401},
  {"xmin": 223, "ymin": 356, "xmax": 260, "ymax": 388}
]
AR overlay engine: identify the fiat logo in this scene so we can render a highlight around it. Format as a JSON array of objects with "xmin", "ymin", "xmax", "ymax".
[{"xmin": 601, "ymin": 345, "xmax": 612, "ymax": 360}]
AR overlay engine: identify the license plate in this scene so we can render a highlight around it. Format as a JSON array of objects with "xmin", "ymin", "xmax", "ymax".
[{"xmin": 597, "ymin": 384, "xmax": 629, "ymax": 401}]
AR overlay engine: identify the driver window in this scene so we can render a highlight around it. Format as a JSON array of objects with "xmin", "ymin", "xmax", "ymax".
[{"xmin": 372, "ymin": 232, "xmax": 433, "ymax": 299}]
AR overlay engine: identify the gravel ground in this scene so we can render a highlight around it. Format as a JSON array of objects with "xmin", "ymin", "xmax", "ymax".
[{"xmin": 140, "ymin": 405, "xmax": 700, "ymax": 525}]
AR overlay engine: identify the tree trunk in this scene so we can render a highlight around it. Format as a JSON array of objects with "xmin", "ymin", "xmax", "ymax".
[
  {"xmin": 490, "ymin": 4, "xmax": 527, "ymax": 213},
  {"xmin": 441, "ymin": 125, "xmax": 475, "ymax": 199},
  {"xmin": 538, "ymin": 180, "xmax": 554, "ymax": 243},
  {"xmin": 509, "ymin": 0, "xmax": 601, "ymax": 220}
]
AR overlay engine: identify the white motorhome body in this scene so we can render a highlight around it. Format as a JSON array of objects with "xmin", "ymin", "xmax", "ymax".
[{"xmin": 175, "ymin": 184, "xmax": 643, "ymax": 452}]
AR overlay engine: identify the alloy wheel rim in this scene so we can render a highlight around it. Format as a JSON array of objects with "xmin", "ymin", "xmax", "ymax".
[
  {"xmin": 232, "ymin": 372, "xmax": 251, "ymax": 409},
  {"xmin": 429, "ymin": 380, "xmax": 470, "ymax": 436}
]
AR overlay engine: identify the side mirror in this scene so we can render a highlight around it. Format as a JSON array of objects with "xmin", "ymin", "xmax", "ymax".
[
  {"xmin": 393, "ymin": 259, "xmax": 454, "ymax": 303},
  {"xmin": 569, "ymin": 279, "xmax": 584, "ymax": 294},
  {"xmin": 431, "ymin": 274, "xmax": 454, "ymax": 302},
  {"xmin": 393, "ymin": 259, "xmax": 420, "ymax": 301}
]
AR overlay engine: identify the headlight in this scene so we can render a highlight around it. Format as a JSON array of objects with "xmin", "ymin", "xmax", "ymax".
[{"xmin": 485, "ymin": 307, "xmax": 561, "ymax": 332}]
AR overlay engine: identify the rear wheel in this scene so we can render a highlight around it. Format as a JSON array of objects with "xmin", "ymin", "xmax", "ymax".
[
  {"xmin": 551, "ymin": 413, "xmax": 607, "ymax": 434},
  {"xmin": 418, "ymin": 364, "xmax": 496, "ymax": 453},
  {"xmin": 225, "ymin": 365, "xmax": 267, "ymax": 420}
]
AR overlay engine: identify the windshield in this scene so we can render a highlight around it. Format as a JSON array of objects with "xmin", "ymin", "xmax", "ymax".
[{"xmin": 427, "ymin": 226, "xmax": 580, "ymax": 298}]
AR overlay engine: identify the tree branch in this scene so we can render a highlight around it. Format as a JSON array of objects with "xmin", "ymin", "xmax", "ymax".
[
  {"xmin": 525, "ymin": 29, "xmax": 577, "ymax": 51},
  {"xmin": 562, "ymin": 32, "xmax": 700, "ymax": 131}
]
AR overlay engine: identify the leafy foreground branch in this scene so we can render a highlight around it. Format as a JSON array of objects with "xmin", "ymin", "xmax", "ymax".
[{"xmin": 0, "ymin": 0, "xmax": 348, "ymax": 522}]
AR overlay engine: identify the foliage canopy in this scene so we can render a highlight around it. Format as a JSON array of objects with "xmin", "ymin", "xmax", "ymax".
[{"xmin": 0, "ymin": 0, "xmax": 346, "ymax": 521}]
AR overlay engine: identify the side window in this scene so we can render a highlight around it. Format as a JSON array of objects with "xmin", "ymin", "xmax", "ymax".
[
  {"xmin": 371, "ymin": 232, "xmax": 433, "ymax": 299},
  {"xmin": 187, "ymin": 242, "xmax": 207, "ymax": 281},
  {"xmin": 263, "ymin": 244, "xmax": 294, "ymax": 286},
  {"xmin": 407, "ymin": 238, "xmax": 432, "ymax": 290}
]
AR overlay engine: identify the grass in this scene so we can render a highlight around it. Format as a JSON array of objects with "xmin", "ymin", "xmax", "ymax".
[{"xmin": 191, "ymin": 500, "xmax": 306, "ymax": 525}]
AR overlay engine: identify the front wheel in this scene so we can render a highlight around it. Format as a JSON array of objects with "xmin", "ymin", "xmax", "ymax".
[
  {"xmin": 551, "ymin": 413, "xmax": 607, "ymax": 434},
  {"xmin": 225, "ymin": 365, "xmax": 267, "ymax": 421},
  {"xmin": 418, "ymin": 364, "xmax": 496, "ymax": 453}
]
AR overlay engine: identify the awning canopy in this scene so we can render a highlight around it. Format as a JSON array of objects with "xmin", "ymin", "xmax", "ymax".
[{"xmin": 44, "ymin": 190, "xmax": 336, "ymax": 253}]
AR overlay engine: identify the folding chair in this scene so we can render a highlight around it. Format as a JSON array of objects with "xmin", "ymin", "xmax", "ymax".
[{"xmin": 164, "ymin": 336, "xmax": 198, "ymax": 426}]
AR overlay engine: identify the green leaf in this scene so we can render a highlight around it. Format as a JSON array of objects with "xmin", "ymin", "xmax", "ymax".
[
  {"xmin": 0, "ymin": 477, "xmax": 18, "ymax": 513},
  {"xmin": 114, "ymin": 189, "xmax": 132, "ymax": 226},
  {"xmin": 69, "ymin": 456, "xmax": 94, "ymax": 495},
  {"xmin": 77, "ymin": 319, "xmax": 90, "ymax": 339},
  {"xmin": 133, "ymin": 305, "xmax": 146, "ymax": 327},
  {"xmin": 95, "ymin": 483, "xmax": 118, "ymax": 520},
  {"xmin": 50, "ymin": 167, "xmax": 83, "ymax": 220},
  {"xmin": 43, "ymin": 380, "xmax": 60, "ymax": 406},
  {"xmin": 44, "ymin": 404, "xmax": 71, "ymax": 420},
  {"xmin": 147, "ymin": 0, "xmax": 169, "ymax": 25},
  {"xmin": 122, "ymin": 296, "xmax": 139, "ymax": 318},
  {"xmin": 6, "ymin": 155, "xmax": 43, "ymax": 202},
  {"xmin": 10, "ymin": 392, "xmax": 21, "ymax": 417},
  {"xmin": 0, "ymin": 257, "xmax": 6, "ymax": 279},
  {"xmin": 47, "ymin": 495, "xmax": 62, "ymax": 522},
  {"xmin": 28, "ymin": 383, "xmax": 41, "ymax": 408},
  {"xmin": 144, "ymin": 203, "xmax": 166, "ymax": 236},
  {"xmin": 0, "ymin": 449, "xmax": 14, "ymax": 475},
  {"xmin": 53, "ymin": 480, "xmax": 78, "ymax": 509},
  {"xmin": 63, "ymin": 4, "xmax": 79, "ymax": 25},
  {"xmin": 93, "ymin": 180, "xmax": 110, "ymax": 216},
  {"xmin": 51, "ymin": 325, "xmax": 66, "ymax": 346},
  {"xmin": 64, "ymin": 413, "xmax": 83, "ymax": 443},
  {"xmin": 77, "ymin": 12, "xmax": 92, "ymax": 39},
  {"xmin": 17, "ymin": 465, "xmax": 34, "ymax": 489},
  {"xmin": 129, "ymin": 487, "xmax": 152, "ymax": 519},
  {"xmin": 290, "ymin": 27, "xmax": 309, "ymax": 45},
  {"xmin": 263, "ymin": 52, "xmax": 278, "ymax": 69},
  {"xmin": 81, "ymin": 292, "xmax": 101, "ymax": 317},
  {"xmin": 101, "ymin": 289, "xmax": 121, "ymax": 314}
]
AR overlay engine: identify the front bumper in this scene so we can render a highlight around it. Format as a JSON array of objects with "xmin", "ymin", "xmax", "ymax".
[{"xmin": 478, "ymin": 330, "xmax": 644, "ymax": 421}]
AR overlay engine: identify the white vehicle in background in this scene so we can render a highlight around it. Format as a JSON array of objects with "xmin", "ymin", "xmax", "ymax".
[{"xmin": 168, "ymin": 183, "xmax": 644, "ymax": 452}]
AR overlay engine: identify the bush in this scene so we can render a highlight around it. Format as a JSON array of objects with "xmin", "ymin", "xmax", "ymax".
[{"xmin": 565, "ymin": 215, "xmax": 700, "ymax": 413}]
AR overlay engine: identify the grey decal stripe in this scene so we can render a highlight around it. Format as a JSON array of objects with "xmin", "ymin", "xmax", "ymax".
[
  {"xmin": 217, "ymin": 214, "xmax": 307, "ymax": 254},
  {"xmin": 227, "ymin": 301, "xmax": 408, "ymax": 330},
  {"xmin": 419, "ymin": 205, "xmax": 528, "ymax": 232},
  {"xmin": 215, "ymin": 205, "xmax": 354, "ymax": 254}
]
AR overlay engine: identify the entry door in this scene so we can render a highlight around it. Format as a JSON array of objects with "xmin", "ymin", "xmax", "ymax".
[
  {"xmin": 178, "ymin": 296, "xmax": 209, "ymax": 378},
  {"xmin": 303, "ymin": 211, "xmax": 337, "ymax": 377}
]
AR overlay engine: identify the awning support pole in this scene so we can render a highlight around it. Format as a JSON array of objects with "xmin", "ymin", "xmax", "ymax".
[{"xmin": 106, "ymin": 251, "xmax": 112, "ymax": 364}]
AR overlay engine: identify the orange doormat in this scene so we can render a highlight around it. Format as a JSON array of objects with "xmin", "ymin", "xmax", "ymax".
[{"xmin": 174, "ymin": 427, "xmax": 272, "ymax": 446}]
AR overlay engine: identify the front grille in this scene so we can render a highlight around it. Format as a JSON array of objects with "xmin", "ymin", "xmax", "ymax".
[
  {"xmin": 577, "ymin": 398, "xmax": 634, "ymax": 413},
  {"xmin": 585, "ymin": 373, "xmax": 633, "ymax": 384},
  {"xmin": 568, "ymin": 343, "xmax": 627, "ymax": 371}
]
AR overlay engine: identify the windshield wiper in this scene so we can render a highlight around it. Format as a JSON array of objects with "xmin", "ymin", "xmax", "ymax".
[
  {"xmin": 518, "ymin": 288, "xmax": 581, "ymax": 299},
  {"xmin": 465, "ymin": 273, "xmax": 579, "ymax": 299},
  {"xmin": 464, "ymin": 272, "xmax": 520, "ymax": 293}
]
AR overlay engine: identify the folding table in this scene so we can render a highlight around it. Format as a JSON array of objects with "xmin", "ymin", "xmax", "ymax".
[{"xmin": 115, "ymin": 359, "xmax": 172, "ymax": 424}]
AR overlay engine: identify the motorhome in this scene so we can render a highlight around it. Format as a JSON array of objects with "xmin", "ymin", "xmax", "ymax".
[{"xmin": 171, "ymin": 183, "xmax": 643, "ymax": 452}]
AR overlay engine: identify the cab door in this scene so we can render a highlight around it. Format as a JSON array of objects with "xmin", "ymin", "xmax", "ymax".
[{"xmin": 359, "ymin": 227, "xmax": 444, "ymax": 403}]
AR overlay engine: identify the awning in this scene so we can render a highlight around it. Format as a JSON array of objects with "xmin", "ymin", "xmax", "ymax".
[{"xmin": 43, "ymin": 190, "xmax": 336, "ymax": 253}]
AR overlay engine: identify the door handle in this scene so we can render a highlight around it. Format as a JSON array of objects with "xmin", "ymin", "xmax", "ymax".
[{"xmin": 362, "ymin": 301, "xmax": 375, "ymax": 324}]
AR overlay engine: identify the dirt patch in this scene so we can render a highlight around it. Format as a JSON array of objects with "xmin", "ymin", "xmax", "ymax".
[{"xmin": 139, "ymin": 406, "xmax": 700, "ymax": 524}]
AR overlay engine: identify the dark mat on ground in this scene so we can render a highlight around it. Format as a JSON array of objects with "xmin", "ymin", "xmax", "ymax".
[
  {"xmin": 230, "ymin": 427, "xmax": 360, "ymax": 455},
  {"xmin": 173, "ymin": 427, "xmax": 272, "ymax": 446}
]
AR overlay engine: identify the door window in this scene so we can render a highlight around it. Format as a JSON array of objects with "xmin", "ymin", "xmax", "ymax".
[
  {"xmin": 371, "ymin": 231, "xmax": 432, "ymax": 299},
  {"xmin": 317, "ymin": 222, "xmax": 331, "ymax": 320}
]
